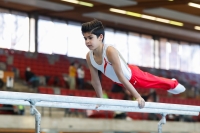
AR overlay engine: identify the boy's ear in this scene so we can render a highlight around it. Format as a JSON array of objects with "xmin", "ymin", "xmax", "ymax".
[{"xmin": 98, "ymin": 34, "xmax": 104, "ymax": 41}]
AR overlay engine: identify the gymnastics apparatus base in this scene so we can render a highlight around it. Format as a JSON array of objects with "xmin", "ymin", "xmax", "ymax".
[{"xmin": 0, "ymin": 91, "xmax": 199, "ymax": 133}]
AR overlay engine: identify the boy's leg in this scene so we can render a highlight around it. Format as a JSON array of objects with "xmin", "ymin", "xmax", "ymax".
[{"xmin": 128, "ymin": 65, "xmax": 185, "ymax": 94}]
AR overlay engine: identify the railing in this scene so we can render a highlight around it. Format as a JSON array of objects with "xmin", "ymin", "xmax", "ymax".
[{"xmin": 0, "ymin": 91, "xmax": 199, "ymax": 133}]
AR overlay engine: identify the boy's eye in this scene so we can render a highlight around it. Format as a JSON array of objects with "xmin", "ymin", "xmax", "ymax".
[{"xmin": 89, "ymin": 37, "xmax": 93, "ymax": 39}]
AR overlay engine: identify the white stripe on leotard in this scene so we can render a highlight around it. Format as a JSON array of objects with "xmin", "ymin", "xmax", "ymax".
[{"xmin": 89, "ymin": 44, "xmax": 131, "ymax": 83}]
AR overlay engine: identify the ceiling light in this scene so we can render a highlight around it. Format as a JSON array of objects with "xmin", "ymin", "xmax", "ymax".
[
  {"xmin": 194, "ymin": 26, "xmax": 200, "ymax": 30},
  {"xmin": 126, "ymin": 11, "xmax": 141, "ymax": 17},
  {"xmin": 168, "ymin": 0, "xmax": 174, "ymax": 1},
  {"xmin": 141, "ymin": 15, "xmax": 156, "ymax": 20},
  {"xmin": 170, "ymin": 21, "xmax": 183, "ymax": 26},
  {"xmin": 188, "ymin": 2, "xmax": 200, "ymax": 9},
  {"xmin": 61, "ymin": 0, "xmax": 78, "ymax": 4},
  {"xmin": 109, "ymin": 8, "xmax": 184, "ymax": 27},
  {"xmin": 79, "ymin": 1, "xmax": 93, "ymax": 7},
  {"xmin": 155, "ymin": 18, "xmax": 169, "ymax": 23},
  {"xmin": 109, "ymin": 8, "xmax": 126, "ymax": 14},
  {"xmin": 110, "ymin": 8, "xmax": 141, "ymax": 17},
  {"xmin": 61, "ymin": 0, "xmax": 93, "ymax": 7}
]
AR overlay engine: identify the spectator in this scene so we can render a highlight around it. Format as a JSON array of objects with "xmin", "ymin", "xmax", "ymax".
[
  {"xmin": 53, "ymin": 76, "xmax": 60, "ymax": 87},
  {"xmin": 6, "ymin": 77, "xmax": 14, "ymax": 89},
  {"xmin": 38, "ymin": 76, "xmax": 46, "ymax": 86},
  {"xmin": 113, "ymin": 89, "xmax": 130, "ymax": 120},
  {"xmin": 0, "ymin": 70, "xmax": 4, "ymax": 89},
  {"xmin": 77, "ymin": 65, "xmax": 85, "ymax": 89},
  {"xmin": 25, "ymin": 67, "xmax": 34, "ymax": 82},
  {"xmin": 149, "ymin": 89, "xmax": 157, "ymax": 102},
  {"xmin": 111, "ymin": 83, "xmax": 124, "ymax": 93},
  {"xmin": 98, "ymin": 70, "xmax": 102, "ymax": 82},
  {"xmin": 187, "ymin": 86, "xmax": 195, "ymax": 98},
  {"xmin": 18, "ymin": 105, "xmax": 25, "ymax": 115},
  {"xmin": 63, "ymin": 74, "xmax": 69, "ymax": 88},
  {"xmin": 11, "ymin": 66, "xmax": 19, "ymax": 79},
  {"xmin": 123, "ymin": 89, "xmax": 133, "ymax": 100},
  {"xmin": 141, "ymin": 92, "xmax": 150, "ymax": 101},
  {"xmin": 146, "ymin": 89, "xmax": 159, "ymax": 121},
  {"xmin": 24, "ymin": 67, "xmax": 39, "ymax": 88},
  {"xmin": 0, "ymin": 79, "xmax": 4, "ymax": 90},
  {"xmin": 1, "ymin": 104, "xmax": 16, "ymax": 114},
  {"xmin": 141, "ymin": 89, "xmax": 157, "ymax": 102},
  {"xmin": 68, "ymin": 62, "xmax": 77, "ymax": 90},
  {"xmin": 0, "ymin": 62, "xmax": 6, "ymax": 71},
  {"xmin": 102, "ymin": 90, "xmax": 108, "ymax": 99}
]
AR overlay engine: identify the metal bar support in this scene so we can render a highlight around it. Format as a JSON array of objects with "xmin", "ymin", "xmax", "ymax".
[
  {"xmin": 158, "ymin": 113, "xmax": 167, "ymax": 133},
  {"xmin": 29, "ymin": 99, "xmax": 41, "ymax": 133}
]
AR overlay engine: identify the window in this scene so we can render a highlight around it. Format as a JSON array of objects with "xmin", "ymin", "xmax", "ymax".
[
  {"xmin": 0, "ymin": 10, "xmax": 29, "ymax": 51},
  {"xmin": 114, "ymin": 31, "xmax": 128, "ymax": 61},
  {"xmin": 154, "ymin": 40, "xmax": 159, "ymax": 68},
  {"xmin": 140, "ymin": 35, "xmax": 154, "ymax": 67},
  {"xmin": 168, "ymin": 40, "xmax": 180, "ymax": 70},
  {"xmin": 67, "ymin": 22, "xmax": 88, "ymax": 58},
  {"xmin": 159, "ymin": 38, "xmax": 169, "ymax": 69},
  {"xmin": 128, "ymin": 32, "xmax": 142, "ymax": 66},
  {"xmin": 38, "ymin": 17, "xmax": 68, "ymax": 55},
  {"xmin": 190, "ymin": 44, "xmax": 200, "ymax": 74},
  {"xmin": 179, "ymin": 42, "xmax": 191, "ymax": 72},
  {"xmin": 104, "ymin": 28, "xmax": 115, "ymax": 45}
]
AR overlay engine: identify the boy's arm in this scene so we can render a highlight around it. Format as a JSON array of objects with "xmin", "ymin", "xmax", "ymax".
[
  {"xmin": 86, "ymin": 52, "xmax": 103, "ymax": 98},
  {"xmin": 106, "ymin": 46, "xmax": 145, "ymax": 108}
]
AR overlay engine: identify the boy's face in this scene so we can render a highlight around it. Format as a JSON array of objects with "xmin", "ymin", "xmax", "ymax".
[{"xmin": 83, "ymin": 32, "xmax": 103, "ymax": 50}]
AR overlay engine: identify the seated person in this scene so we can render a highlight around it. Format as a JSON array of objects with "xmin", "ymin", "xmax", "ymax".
[
  {"xmin": 24, "ymin": 67, "xmax": 39, "ymax": 88},
  {"xmin": 111, "ymin": 83, "xmax": 124, "ymax": 93}
]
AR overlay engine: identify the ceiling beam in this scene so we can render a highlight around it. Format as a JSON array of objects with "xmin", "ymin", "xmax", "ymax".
[{"xmin": 124, "ymin": 0, "xmax": 192, "ymax": 9}]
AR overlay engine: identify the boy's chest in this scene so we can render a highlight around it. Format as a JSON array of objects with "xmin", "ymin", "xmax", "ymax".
[{"xmin": 93, "ymin": 56, "xmax": 103, "ymax": 65}]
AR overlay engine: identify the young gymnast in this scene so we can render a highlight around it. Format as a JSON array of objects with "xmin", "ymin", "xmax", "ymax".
[{"xmin": 81, "ymin": 19, "xmax": 186, "ymax": 108}]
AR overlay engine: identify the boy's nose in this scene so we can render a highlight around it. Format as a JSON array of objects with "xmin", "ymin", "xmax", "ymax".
[{"xmin": 86, "ymin": 39, "xmax": 90, "ymax": 44}]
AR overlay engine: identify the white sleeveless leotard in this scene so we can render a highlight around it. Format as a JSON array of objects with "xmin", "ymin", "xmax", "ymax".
[{"xmin": 89, "ymin": 44, "xmax": 131, "ymax": 83}]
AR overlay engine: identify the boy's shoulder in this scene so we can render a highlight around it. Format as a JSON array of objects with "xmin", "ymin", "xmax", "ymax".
[
  {"xmin": 104, "ymin": 44, "xmax": 117, "ymax": 53},
  {"xmin": 87, "ymin": 50, "xmax": 93, "ymax": 56},
  {"xmin": 86, "ymin": 51, "xmax": 92, "ymax": 63},
  {"xmin": 104, "ymin": 44, "xmax": 116, "ymax": 49}
]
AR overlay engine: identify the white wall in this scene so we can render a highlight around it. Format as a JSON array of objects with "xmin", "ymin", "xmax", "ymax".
[{"xmin": 0, "ymin": 115, "xmax": 199, "ymax": 133}]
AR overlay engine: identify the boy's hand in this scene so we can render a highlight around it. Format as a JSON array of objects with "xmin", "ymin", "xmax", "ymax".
[
  {"xmin": 136, "ymin": 97, "xmax": 145, "ymax": 109},
  {"xmin": 95, "ymin": 104, "xmax": 101, "ymax": 111}
]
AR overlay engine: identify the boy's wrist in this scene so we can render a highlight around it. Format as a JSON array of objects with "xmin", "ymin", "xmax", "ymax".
[{"xmin": 134, "ymin": 93, "xmax": 141, "ymax": 99}]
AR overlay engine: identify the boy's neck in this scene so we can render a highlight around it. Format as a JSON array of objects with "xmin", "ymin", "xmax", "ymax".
[{"xmin": 93, "ymin": 43, "xmax": 104, "ymax": 57}]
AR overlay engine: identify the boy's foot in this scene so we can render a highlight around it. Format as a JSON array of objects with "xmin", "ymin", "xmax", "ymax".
[{"xmin": 167, "ymin": 79, "xmax": 186, "ymax": 94}]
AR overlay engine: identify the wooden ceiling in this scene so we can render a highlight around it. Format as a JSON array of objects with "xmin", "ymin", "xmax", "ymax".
[{"xmin": 1, "ymin": 0, "xmax": 200, "ymax": 43}]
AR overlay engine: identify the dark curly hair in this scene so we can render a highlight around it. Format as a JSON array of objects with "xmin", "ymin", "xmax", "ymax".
[{"xmin": 81, "ymin": 19, "xmax": 105, "ymax": 42}]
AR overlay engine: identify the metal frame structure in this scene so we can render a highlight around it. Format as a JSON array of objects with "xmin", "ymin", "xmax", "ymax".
[{"xmin": 0, "ymin": 91, "xmax": 199, "ymax": 133}]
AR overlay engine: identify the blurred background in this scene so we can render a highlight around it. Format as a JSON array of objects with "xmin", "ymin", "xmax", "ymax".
[{"xmin": 0, "ymin": 0, "xmax": 200, "ymax": 133}]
